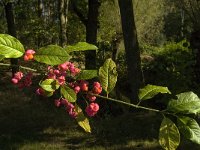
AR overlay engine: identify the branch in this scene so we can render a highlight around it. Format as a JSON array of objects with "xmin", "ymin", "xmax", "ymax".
[{"xmin": 0, "ymin": 63, "xmax": 37, "ymax": 72}]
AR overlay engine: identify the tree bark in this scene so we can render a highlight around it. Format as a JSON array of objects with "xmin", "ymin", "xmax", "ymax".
[
  {"xmin": 5, "ymin": 2, "xmax": 18, "ymax": 76},
  {"xmin": 58, "ymin": 0, "xmax": 69, "ymax": 47},
  {"xmin": 85, "ymin": 0, "xmax": 100, "ymax": 69},
  {"xmin": 118, "ymin": 0, "xmax": 143, "ymax": 103}
]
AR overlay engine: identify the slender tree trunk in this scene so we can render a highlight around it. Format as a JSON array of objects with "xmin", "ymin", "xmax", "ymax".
[
  {"xmin": 38, "ymin": 0, "xmax": 43, "ymax": 17},
  {"xmin": 37, "ymin": 0, "xmax": 44, "ymax": 48},
  {"xmin": 118, "ymin": 0, "xmax": 143, "ymax": 103},
  {"xmin": 58, "ymin": 0, "xmax": 69, "ymax": 47},
  {"xmin": 85, "ymin": 0, "xmax": 100, "ymax": 69},
  {"xmin": 5, "ymin": 2, "xmax": 18, "ymax": 76}
]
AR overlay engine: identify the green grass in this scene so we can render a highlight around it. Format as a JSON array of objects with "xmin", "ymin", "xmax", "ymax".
[{"xmin": 0, "ymin": 78, "xmax": 200, "ymax": 150}]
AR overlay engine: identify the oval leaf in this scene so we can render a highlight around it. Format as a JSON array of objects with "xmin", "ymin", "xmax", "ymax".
[
  {"xmin": 34, "ymin": 45, "xmax": 71, "ymax": 65},
  {"xmin": 0, "ymin": 34, "xmax": 24, "ymax": 58},
  {"xmin": 177, "ymin": 116, "xmax": 200, "ymax": 144},
  {"xmin": 40, "ymin": 79, "xmax": 60, "ymax": 92},
  {"xmin": 60, "ymin": 85, "xmax": 77, "ymax": 102},
  {"xmin": 65, "ymin": 42, "xmax": 98, "ymax": 53},
  {"xmin": 75, "ymin": 105, "xmax": 91, "ymax": 133},
  {"xmin": 159, "ymin": 117, "xmax": 180, "ymax": 150},
  {"xmin": 99, "ymin": 58, "xmax": 117, "ymax": 94},
  {"xmin": 139, "ymin": 84, "xmax": 171, "ymax": 101},
  {"xmin": 167, "ymin": 92, "xmax": 200, "ymax": 115},
  {"xmin": 76, "ymin": 70, "xmax": 98, "ymax": 80}
]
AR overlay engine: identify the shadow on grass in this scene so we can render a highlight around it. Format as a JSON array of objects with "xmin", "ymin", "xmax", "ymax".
[{"xmin": 0, "ymin": 79, "xmax": 200, "ymax": 150}]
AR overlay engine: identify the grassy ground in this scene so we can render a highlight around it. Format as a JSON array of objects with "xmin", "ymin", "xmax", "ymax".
[{"xmin": 0, "ymin": 78, "xmax": 200, "ymax": 150}]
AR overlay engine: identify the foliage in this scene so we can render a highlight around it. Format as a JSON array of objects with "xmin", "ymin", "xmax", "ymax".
[
  {"xmin": 141, "ymin": 40, "xmax": 195, "ymax": 94},
  {"xmin": 159, "ymin": 117, "xmax": 180, "ymax": 150},
  {"xmin": 99, "ymin": 58, "xmax": 117, "ymax": 95},
  {"xmin": 0, "ymin": 34, "xmax": 200, "ymax": 150}
]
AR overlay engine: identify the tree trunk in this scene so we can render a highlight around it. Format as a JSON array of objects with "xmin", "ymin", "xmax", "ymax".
[
  {"xmin": 85, "ymin": 0, "xmax": 100, "ymax": 69},
  {"xmin": 190, "ymin": 30, "xmax": 200, "ymax": 83},
  {"xmin": 118, "ymin": 0, "xmax": 143, "ymax": 103},
  {"xmin": 5, "ymin": 2, "xmax": 18, "ymax": 76},
  {"xmin": 38, "ymin": 0, "xmax": 43, "ymax": 17},
  {"xmin": 37, "ymin": 0, "xmax": 44, "ymax": 48},
  {"xmin": 58, "ymin": 0, "xmax": 69, "ymax": 47}
]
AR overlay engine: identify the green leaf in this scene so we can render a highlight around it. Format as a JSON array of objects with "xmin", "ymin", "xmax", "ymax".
[
  {"xmin": 139, "ymin": 84, "xmax": 171, "ymax": 101},
  {"xmin": 99, "ymin": 58, "xmax": 117, "ymax": 94},
  {"xmin": 75, "ymin": 105, "xmax": 91, "ymax": 133},
  {"xmin": 43, "ymin": 90, "xmax": 54, "ymax": 97},
  {"xmin": 177, "ymin": 116, "xmax": 200, "ymax": 144},
  {"xmin": 34, "ymin": 45, "xmax": 71, "ymax": 65},
  {"xmin": 0, "ymin": 55, "xmax": 5, "ymax": 61},
  {"xmin": 60, "ymin": 85, "xmax": 77, "ymax": 102},
  {"xmin": 39, "ymin": 79, "xmax": 60, "ymax": 92},
  {"xmin": 65, "ymin": 42, "xmax": 98, "ymax": 53},
  {"xmin": 167, "ymin": 92, "xmax": 200, "ymax": 115},
  {"xmin": 0, "ymin": 34, "xmax": 24, "ymax": 58},
  {"xmin": 159, "ymin": 117, "xmax": 180, "ymax": 150},
  {"xmin": 76, "ymin": 70, "xmax": 98, "ymax": 80}
]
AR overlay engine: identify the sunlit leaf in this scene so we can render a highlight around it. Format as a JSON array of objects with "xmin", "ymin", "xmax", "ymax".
[
  {"xmin": 177, "ymin": 116, "xmax": 200, "ymax": 144},
  {"xmin": 60, "ymin": 85, "xmax": 77, "ymax": 102},
  {"xmin": 159, "ymin": 117, "xmax": 180, "ymax": 150},
  {"xmin": 75, "ymin": 105, "xmax": 91, "ymax": 133},
  {"xmin": 167, "ymin": 92, "xmax": 200, "ymax": 115},
  {"xmin": 76, "ymin": 70, "xmax": 98, "ymax": 80},
  {"xmin": 65, "ymin": 42, "xmax": 98, "ymax": 53},
  {"xmin": 34, "ymin": 45, "xmax": 71, "ymax": 65},
  {"xmin": 39, "ymin": 79, "xmax": 60, "ymax": 92},
  {"xmin": 139, "ymin": 84, "xmax": 171, "ymax": 101},
  {"xmin": 0, "ymin": 34, "xmax": 24, "ymax": 58},
  {"xmin": 99, "ymin": 58, "xmax": 117, "ymax": 94}
]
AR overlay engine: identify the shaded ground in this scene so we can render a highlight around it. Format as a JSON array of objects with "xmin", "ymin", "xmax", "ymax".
[{"xmin": 0, "ymin": 77, "xmax": 200, "ymax": 150}]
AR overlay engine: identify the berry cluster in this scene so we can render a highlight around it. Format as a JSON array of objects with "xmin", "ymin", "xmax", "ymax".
[
  {"xmin": 11, "ymin": 71, "xmax": 33, "ymax": 88},
  {"xmin": 54, "ymin": 98, "xmax": 78, "ymax": 118},
  {"xmin": 46, "ymin": 62, "xmax": 80, "ymax": 86},
  {"xmin": 12, "ymin": 49, "xmax": 103, "ymax": 120}
]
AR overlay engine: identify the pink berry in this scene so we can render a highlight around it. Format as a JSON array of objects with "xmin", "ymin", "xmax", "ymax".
[
  {"xmin": 53, "ymin": 69, "xmax": 60, "ymax": 75},
  {"xmin": 11, "ymin": 78, "xmax": 19, "ymax": 84},
  {"xmin": 54, "ymin": 99, "xmax": 61, "ymax": 107},
  {"xmin": 60, "ymin": 98, "xmax": 68, "ymax": 105},
  {"xmin": 68, "ymin": 110, "xmax": 78, "ymax": 118},
  {"xmin": 24, "ymin": 49, "xmax": 35, "ymax": 61},
  {"xmin": 74, "ymin": 86, "xmax": 80, "ymax": 93},
  {"xmin": 90, "ymin": 103, "xmax": 99, "ymax": 112},
  {"xmin": 57, "ymin": 76, "xmax": 65, "ymax": 85},
  {"xmin": 93, "ymin": 82, "xmax": 101, "ymax": 88},
  {"xmin": 36, "ymin": 88, "xmax": 44, "ymax": 95},
  {"xmin": 25, "ymin": 49, "xmax": 35, "ymax": 55},
  {"xmin": 14, "ymin": 71, "xmax": 23, "ymax": 80},
  {"xmin": 85, "ymin": 103, "xmax": 99, "ymax": 117},
  {"xmin": 58, "ymin": 62, "xmax": 69, "ymax": 71},
  {"xmin": 87, "ymin": 94, "xmax": 96, "ymax": 102},
  {"xmin": 80, "ymin": 80, "xmax": 89, "ymax": 91},
  {"xmin": 93, "ymin": 86, "xmax": 102, "ymax": 94}
]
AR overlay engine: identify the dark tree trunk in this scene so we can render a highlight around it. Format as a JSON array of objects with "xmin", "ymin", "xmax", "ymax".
[
  {"xmin": 85, "ymin": 0, "xmax": 100, "ymax": 69},
  {"xmin": 118, "ymin": 0, "xmax": 143, "ymax": 103},
  {"xmin": 5, "ymin": 2, "xmax": 18, "ymax": 76},
  {"xmin": 58, "ymin": 0, "xmax": 69, "ymax": 47},
  {"xmin": 190, "ymin": 30, "xmax": 200, "ymax": 83}
]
